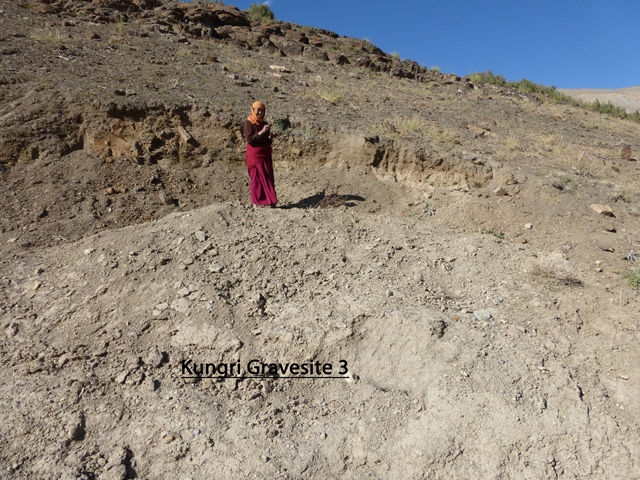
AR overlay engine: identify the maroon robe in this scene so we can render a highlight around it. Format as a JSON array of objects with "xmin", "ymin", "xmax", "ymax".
[{"xmin": 244, "ymin": 120, "xmax": 278, "ymax": 206}]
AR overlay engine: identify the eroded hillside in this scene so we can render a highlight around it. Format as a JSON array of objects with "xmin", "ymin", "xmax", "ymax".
[{"xmin": 1, "ymin": 1, "xmax": 640, "ymax": 479}]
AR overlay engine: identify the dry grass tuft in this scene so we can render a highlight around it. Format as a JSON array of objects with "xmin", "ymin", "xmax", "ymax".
[
  {"xmin": 319, "ymin": 91, "xmax": 342, "ymax": 104},
  {"xmin": 532, "ymin": 253, "xmax": 581, "ymax": 285}
]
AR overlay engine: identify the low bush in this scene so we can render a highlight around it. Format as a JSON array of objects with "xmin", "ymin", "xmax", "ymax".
[{"xmin": 246, "ymin": 3, "xmax": 275, "ymax": 23}]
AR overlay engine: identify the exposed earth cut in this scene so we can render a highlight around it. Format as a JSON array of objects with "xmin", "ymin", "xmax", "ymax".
[{"xmin": 1, "ymin": 1, "xmax": 640, "ymax": 479}]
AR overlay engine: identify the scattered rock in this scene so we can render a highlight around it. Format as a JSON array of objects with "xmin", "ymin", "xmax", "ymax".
[
  {"xmin": 144, "ymin": 348, "xmax": 164, "ymax": 368},
  {"xmin": 603, "ymin": 223, "xmax": 616, "ymax": 232},
  {"xmin": 208, "ymin": 264, "xmax": 224, "ymax": 273},
  {"xmin": 67, "ymin": 414, "xmax": 85, "ymax": 441},
  {"xmin": 430, "ymin": 319, "xmax": 447, "ymax": 338},
  {"xmin": 590, "ymin": 204, "xmax": 615, "ymax": 217},
  {"xmin": 170, "ymin": 298, "xmax": 190, "ymax": 313},
  {"xmin": 596, "ymin": 242, "xmax": 614, "ymax": 253},
  {"xmin": 178, "ymin": 126, "xmax": 198, "ymax": 147},
  {"xmin": 115, "ymin": 370, "xmax": 129, "ymax": 384},
  {"xmin": 474, "ymin": 310, "xmax": 492, "ymax": 321},
  {"xmin": 493, "ymin": 186, "xmax": 507, "ymax": 196},
  {"xmin": 344, "ymin": 371, "xmax": 359, "ymax": 384},
  {"xmin": 158, "ymin": 189, "xmax": 176, "ymax": 205},
  {"xmin": 524, "ymin": 223, "xmax": 532, "ymax": 229}
]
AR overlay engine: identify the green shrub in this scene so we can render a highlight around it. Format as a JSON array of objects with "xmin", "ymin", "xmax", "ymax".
[
  {"xmin": 272, "ymin": 117, "xmax": 291, "ymax": 133},
  {"xmin": 468, "ymin": 71, "xmax": 507, "ymax": 86},
  {"xmin": 625, "ymin": 260, "xmax": 640, "ymax": 290},
  {"xmin": 363, "ymin": 41, "xmax": 376, "ymax": 53},
  {"xmin": 246, "ymin": 3, "xmax": 275, "ymax": 23}
]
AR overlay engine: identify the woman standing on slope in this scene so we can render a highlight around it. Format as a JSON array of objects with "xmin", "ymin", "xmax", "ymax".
[{"xmin": 243, "ymin": 101, "xmax": 279, "ymax": 207}]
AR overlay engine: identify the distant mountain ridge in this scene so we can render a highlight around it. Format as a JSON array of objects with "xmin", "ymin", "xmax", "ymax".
[{"xmin": 560, "ymin": 86, "xmax": 640, "ymax": 113}]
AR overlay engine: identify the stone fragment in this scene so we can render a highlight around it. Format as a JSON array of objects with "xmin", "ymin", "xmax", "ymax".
[
  {"xmin": 345, "ymin": 372, "xmax": 359, "ymax": 384},
  {"xmin": 590, "ymin": 204, "xmax": 615, "ymax": 216},
  {"xmin": 493, "ymin": 186, "xmax": 507, "ymax": 196},
  {"xmin": 5, "ymin": 323, "xmax": 18, "ymax": 338},
  {"xmin": 430, "ymin": 319, "xmax": 447, "ymax": 338},
  {"xmin": 158, "ymin": 189, "xmax": 175, "ymax": 205},
  {"xmin": 602, "ymin": 223, "xmax": 616, "ymax": 232},
  {"xmin": 115, "ymin": 371, "xmax": 129, "ymax": 384},
  {"xmin": 195, "ymin": 230, "xmax": 207, "ymax": 242},
  {"xmin": 474, "ymin": 310, "xmax": 492, "ymax": 321},
  {"xmin": 170, "ymin": 298, "xmax": 190, "ymax": 313},
  {"xmin": 144, "ymin": 348, "xmax": 164, "ymax": 368},
  {"xmin": 269, "ymin": 65, "xmax": 290, "ymax": 73},
  {"xmin": 67, "ymin": 415, "xmax": 85, "ymax": 441},
  {"xmin": 596, "ymin": 242, "xmax": 614, "ymax": 252},
  {"xmin": 524, "ymin": 223, "xmax": 532, "ymax": 229},
  {"xmin": 513, "ymin": 236, "xmax": 527, "ymax": 244},
  {"xmin": 334, "ymin": 54, "xmax": 350, "ymax": 65},
  {"xmin": 178, "ymin": 126, "xmax": 195, "ymax": 146}
]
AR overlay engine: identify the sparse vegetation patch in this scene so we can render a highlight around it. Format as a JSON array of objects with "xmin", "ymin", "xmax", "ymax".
[
  {"xmin": 532, "ymin": 253, "xmax": 581, "ymax": 285},
  {"xmin": 470, "ymin": 71, "xmax": 640, "ymax": 123},
  {"xmin": 624, "ymin": 259, "xmax": 640, "ymax": 290},
  {"xmin": 246, "ymin": 3, "xmax": 275, "ymax": 23}
]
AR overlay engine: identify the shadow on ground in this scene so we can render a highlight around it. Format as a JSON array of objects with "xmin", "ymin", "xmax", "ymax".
[{"xmin": 281, "ymin": 192, "xmax": 366, "ymax": 209}]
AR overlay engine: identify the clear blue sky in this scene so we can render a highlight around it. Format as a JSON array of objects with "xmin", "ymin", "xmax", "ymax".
[{"xmin": 205, "ymin": 0, "xmax": 639, "ymax": 89}]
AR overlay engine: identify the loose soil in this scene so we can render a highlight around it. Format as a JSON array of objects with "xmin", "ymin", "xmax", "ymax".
[{"xmin": 1, "ymin": 1, "xmax": 640, "ymax": 479}]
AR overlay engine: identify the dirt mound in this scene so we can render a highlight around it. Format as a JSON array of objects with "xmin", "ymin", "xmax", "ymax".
[
  {"xmin": 1, "ymin": 1, "xmax": 640, "ymax": 478},
  {"xmin": 3, "ymin": 202, "xmax": 639, "ymax": 478}
]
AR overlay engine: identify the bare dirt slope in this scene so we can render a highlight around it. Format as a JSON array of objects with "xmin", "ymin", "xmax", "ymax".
[{"xmin": 1, "ymin": 1, "xmax": 640, "ymax": 479}]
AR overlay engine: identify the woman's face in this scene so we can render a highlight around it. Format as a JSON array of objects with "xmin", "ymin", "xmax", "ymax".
[{"xmin": 254, "ymin": 107, "xmax": 265, "ymax": 120}]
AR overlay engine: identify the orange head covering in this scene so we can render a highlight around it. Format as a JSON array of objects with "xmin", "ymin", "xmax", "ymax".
[{"xmin": 247, "ymin": 101, "xmax": 266, "ymax": 125}]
